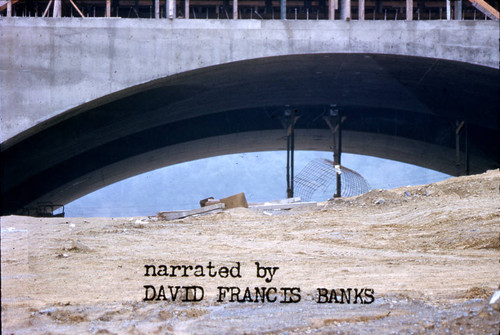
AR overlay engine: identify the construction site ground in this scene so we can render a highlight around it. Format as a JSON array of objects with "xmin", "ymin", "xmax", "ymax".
[{"xmin": 1, "ymin": 170, "xmax": 499, "ymax": 334}]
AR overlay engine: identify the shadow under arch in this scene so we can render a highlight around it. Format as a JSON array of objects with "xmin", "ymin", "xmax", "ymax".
[{"xmin": 1, "ymin": 53, "xmax": 499, "ymax": 215}]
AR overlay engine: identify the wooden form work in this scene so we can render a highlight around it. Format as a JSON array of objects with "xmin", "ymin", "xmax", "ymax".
[
  {"xmin": 41, "ymin": 0, "xmax": 84, "ymax": 18},
  {"xmin": 2, "ymin": 0, "xmax": 497, "ymax": 21}
]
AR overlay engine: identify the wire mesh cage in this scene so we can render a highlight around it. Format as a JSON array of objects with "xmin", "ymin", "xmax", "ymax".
[{"xmin": 294, "ymin": 158, "xmax": 371, "ymax": 201}]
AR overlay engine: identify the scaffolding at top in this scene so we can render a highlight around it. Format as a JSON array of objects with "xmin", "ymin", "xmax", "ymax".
[{"xmin": 1, "ymin": 0, "xmax": 498, "ymax": 20}]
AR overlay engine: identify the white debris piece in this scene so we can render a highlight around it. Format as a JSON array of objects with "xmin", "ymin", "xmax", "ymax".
[{"xmin": 489, "ymin": 290, "xmax": 500, "ymax": 311}]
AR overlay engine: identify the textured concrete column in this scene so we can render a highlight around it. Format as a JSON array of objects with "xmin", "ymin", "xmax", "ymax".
[
  {"xmin": 53, "ymin": 0, "xmax": 62, "ymax": 17},
  {"xmin": 233, "ymin": 0, "xmax": 238, "ymax": 19},
  {"xmin": 358, "ymin": 0, "xmax": 364, "ymax": 20},
  {"xmin": 406, "ymin": 0, "xmax": 413, "ymax": 20},
  {"xmin": 7, "ymin": 0, "xmax": 12, "ymax": 17},
  {"xmin": 185, "ymin": 0, "xmax": 189, "ymax": 18},
  {"xmin": 106, "ymin": 0, "xmax": 111, "ymax": 17},
  {"xmin": 446, "ymin": 0, "xmax": 451, "ymax": 20},
  {"xmin": 454, "ymin": 0, "xmax": 462, "ymax": 20}
]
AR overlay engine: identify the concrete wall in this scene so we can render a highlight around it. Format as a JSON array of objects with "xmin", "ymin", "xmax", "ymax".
[{"xmin": 0, "ymin": 18, "xmax": 498, "ymax": 143}]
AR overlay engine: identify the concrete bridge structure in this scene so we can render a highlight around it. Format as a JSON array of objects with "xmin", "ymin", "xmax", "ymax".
[{"xmin": 0, "ymin": 18, "xmax": 499, "ymax": 215}]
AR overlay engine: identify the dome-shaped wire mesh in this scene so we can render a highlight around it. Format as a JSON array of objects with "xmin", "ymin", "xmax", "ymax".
[{"xmin": 294, "ymin": 158, "xmax": 371, "ymax": 201}]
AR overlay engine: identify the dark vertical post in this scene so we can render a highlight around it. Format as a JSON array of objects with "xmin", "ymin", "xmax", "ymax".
[
  {"xmin": 324, "ymin": 106, "xmax": 343, "ymax": 198},
  {"xmin": 286, "ymin": 127, "xmax": 291, "ymax": 197},
  {"xmin": 334, "ymin": 110, "xmax": 342, "ymax": 197},
  {"xmin": 465, "ymin": 123, "xmax": 469, "ymax": 175},
  {"xmin": 290, "ymin": 111, "xmax": 295, "ymax": 198},
  {"xmin": 284, "ymin": 109, "xmax": 299, "ymax": 198},
  {"xmin": 456, "ymin": 122, "xmax": 460, "ymax": 176},
  {"xmin": 456, "ymin": 120, "xmax": 464, "ymax": 176}
]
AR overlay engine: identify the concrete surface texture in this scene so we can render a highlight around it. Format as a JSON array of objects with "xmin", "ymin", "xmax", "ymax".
[{"xmin": 0, "ymin": 18, "xmax": 498, "ymax": 142}]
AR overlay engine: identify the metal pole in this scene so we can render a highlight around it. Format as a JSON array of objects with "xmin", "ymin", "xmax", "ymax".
[
  {"xmin": 446, "ymin": 0, "xmax": 451, "ymax": 20},
  {"xmin": 291, "ymin": 111, "xmax": 295, "ymax": 198},
  {"xmin": 287, "ymin": 131, "xmax": 291, "ymax": 198},
  {"xmin": 233, "ymin": 0, "xmax": 238, "ymax": 19},
  {"xmin": 284, "ymin": 109, "xmax": 299, "ymax": 198},
  {"xmin": 455, "ymin": 130, "xmax": 460, "ymax": 175},
  {"xmin": 456, "ymin": 121, "xmax": 464, "ymax": 176},
  {"xmin": 324, "ymin": 107, "xmax": 343, "ymax": 198},
  {"xmin": 281, "ymin": 0, "xmax": 286, "ymax": 19},
  {"xmin": 465, "ymin": 123, "xmax": 470, "ymax": 175},
  {"xmin": 335, "ymin": 110, "xmax": 342, "ymax": 198},
  {"xmin": 185, "ymin": 0, "xmax": 189, "ymax": 18}
]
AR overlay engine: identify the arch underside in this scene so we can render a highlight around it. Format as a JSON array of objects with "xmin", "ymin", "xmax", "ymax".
[{"xmin": 1, "ymin": 53, "xmax": 499, "ymax": 215}]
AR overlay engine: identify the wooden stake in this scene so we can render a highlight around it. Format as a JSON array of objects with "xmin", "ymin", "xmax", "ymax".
[
  {"xmin": 344, "ymin": 0, "xmax": 351, "ymax": 20},
  {"xmin": 168, "ymin": 0, "xmax": 174, "ymax": 18},
  {"xmin": 53, "ymin": 0, "xmax": 61, "ymax": 17},
  {"xmin": 154, "ymin": 0, "xmax": 159, "ymax": 18},
  {"xmin": 6, "ymin": 0, "xmax": 12, "ymax": 17},
  {"xmin": 406, "ymin": 0, "xmax": 413, "ymax": 20},
  {"xmin": 67, "ymin": 0, "xmax": 84, "ymax": 17},
  {"xmin": 42, "ymin": 0, "xmax": 53, "ymax": 17},
  {"xmin": 358, "ymin": 0, "xmax": 364, "ymax": 20},
  {"xmin": 106, "ymin": 0, "xmax": 111, "ymax": 17},
  {"xmin": 329, "ymin": 0, "xmax": 335, "ymax": 19}
]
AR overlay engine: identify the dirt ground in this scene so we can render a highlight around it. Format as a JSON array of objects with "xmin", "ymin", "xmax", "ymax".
[{"xmin": 2, "ymin": 170, "xmax": 500, "ymax": 334}]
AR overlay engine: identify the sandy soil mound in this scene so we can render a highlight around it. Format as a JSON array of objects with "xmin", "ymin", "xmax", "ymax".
[{"xmin": 2, "ymin": 170, "xmax": 499, "ymax": 334}]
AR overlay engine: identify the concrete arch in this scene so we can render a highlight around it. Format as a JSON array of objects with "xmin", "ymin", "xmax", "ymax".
[
  {"xmin": 1, "ymin": 53, "xmax": 498, "ymax": 215},
  {"xmin": 1, "ymin": 19, "xmax": 498, "ymax": 142}
]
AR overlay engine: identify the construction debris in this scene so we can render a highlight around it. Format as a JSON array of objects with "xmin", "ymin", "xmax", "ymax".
[
  {"xmin": 250, "ymin": 197, "xmax": 302, "ymax": 205},
  {"xmin": 220, "ymin": 192, "xmax": 248, "ymax": 209},
  {"xmin": 249, "ymin": 201, "xmax": 318, "ymax": 211},
  {"xmin": 157, "ymin": 203, "xmax": 225, "ymax": 221},
  {"xmin": 247, "ymin": 196, "xmax": 318, "ymax": 211},
  {"xmin": 199, "ymin": 197, "xmax": 221, "ymax": 207},
  {"xmin": 157, "ymin": 193, "xmax": 317, "ymax": 220},
  {"xmin": 490, "ymin": 289, "xmax": 500, "ymax": 312}
]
